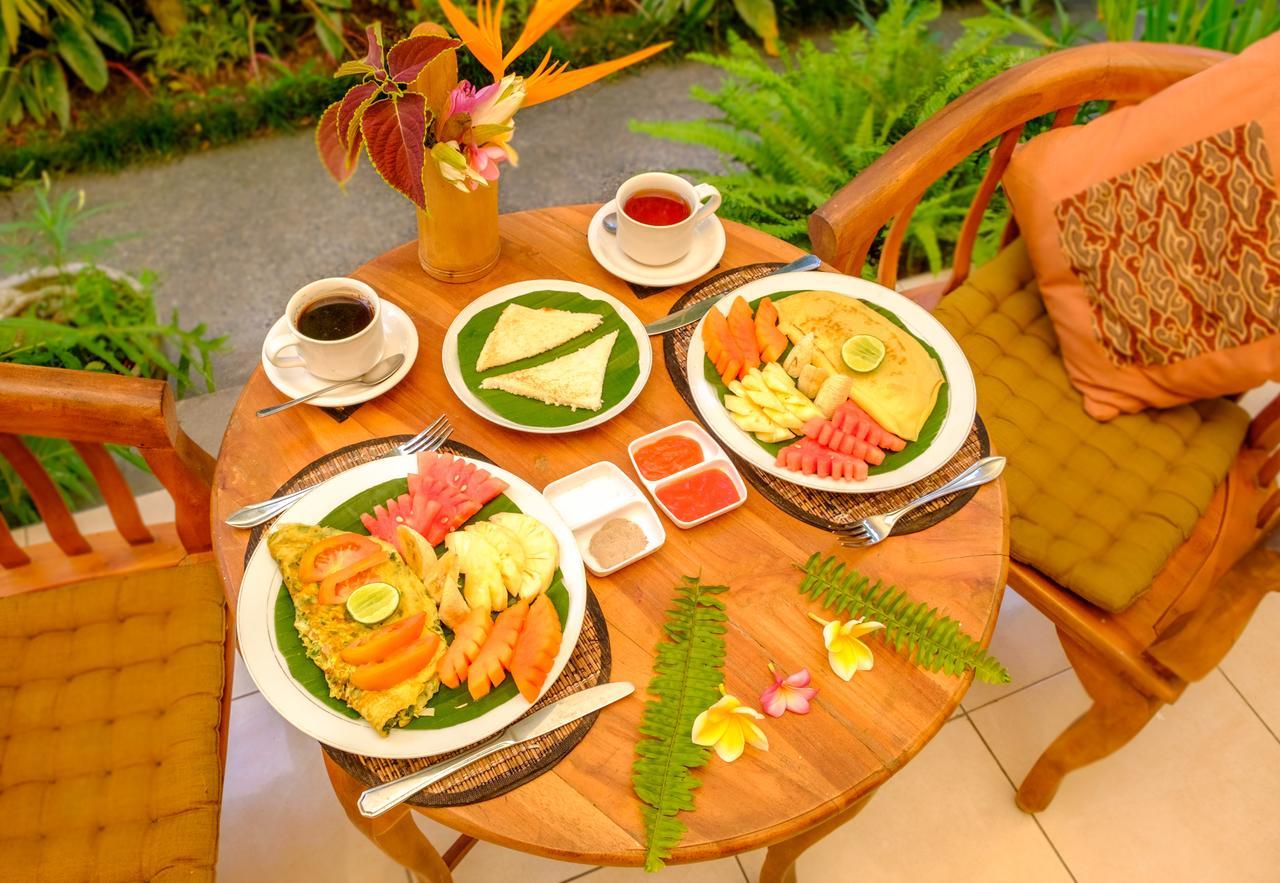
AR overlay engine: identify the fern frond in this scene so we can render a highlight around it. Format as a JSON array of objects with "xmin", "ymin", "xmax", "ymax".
[
  {"xmin": 632, "ymin": 576, "xmax": 729, "ymax": 873},
  {"xmin": 797, "ymin": 554, "xmax": 1010, "ymax": 684}
]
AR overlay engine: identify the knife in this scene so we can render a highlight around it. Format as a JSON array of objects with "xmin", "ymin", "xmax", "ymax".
[
  {"xmin": 356, "ymin": 681, "xmax": 635, "ymax": 818},
  {"xmin": 643, "ymin": 253, "xmax": 823, "ymax": 335}
]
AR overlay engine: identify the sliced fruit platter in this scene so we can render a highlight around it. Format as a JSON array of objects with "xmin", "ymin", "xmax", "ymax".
[
  {"xmin": 237, "ymin": 450, "xmax": 587, "ymax": 758},
  {"xmin": 686, "ymin": 273, "xmax": 977, "ymax": 494},
  {"xmin": 443, "ymin": 280, "xmax": 653, "ymax": 433}
]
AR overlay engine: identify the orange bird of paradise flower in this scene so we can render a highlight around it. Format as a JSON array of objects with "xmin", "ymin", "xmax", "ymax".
[{"xmin": 436, "ymin": 0, "xmax": 671, "ymax": 106}]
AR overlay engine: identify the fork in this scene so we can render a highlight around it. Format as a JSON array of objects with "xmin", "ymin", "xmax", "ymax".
[
  {"xmin": 836, "ymin": 456, "xmax": 1006, "ymax": 547},
  {"xmin": 223, "ymin": 415, "xmax": 453, "ymax": 529}
]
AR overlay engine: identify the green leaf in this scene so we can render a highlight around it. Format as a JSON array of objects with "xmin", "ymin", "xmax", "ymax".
[
  {"xmin": 796, "ymin": 554, "xmax": 1011, "ymax": 684},
  {"xmin": 88, "ymin": 3, "xmax": 133, "ymax": 55},
  {"xmin": 632, "ymin": 576, "xmax": 728, "ymax": 872},
  {"xmin": 314, "ymin": 13, "xmax": 345, "ymax": 61},
  {"xmin": 457, "ymin": 290, "xmax": 642, "ymax": 429},
  {"xmin": 27, "ymin": 54, "xmax": 69, "ymax": 128},
  {"xmin": 700, "ymin": 289, "xmax": 949, "ymax": 475},
  {"xmin": 272, "ymin": 478, "xmax": 573, "ymax": 729},
  {"xmin": 732, "ymin": 0, "xmax": 780, "ymax": 54},
  {"xmin": 52, "ymin": 17, "xmax": 107, "ymax": 91}
]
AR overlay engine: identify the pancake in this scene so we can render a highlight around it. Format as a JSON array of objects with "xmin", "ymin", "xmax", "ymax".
[
  {"xmin": 268, "ymin": 524, "xmax": 446, "ymax": 734},
  {"xmin": 774, "ymin": 291, "xmax": 944, "ymax": 441}
]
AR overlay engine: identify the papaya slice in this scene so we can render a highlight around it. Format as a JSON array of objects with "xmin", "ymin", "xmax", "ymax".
[
  {"xmin": 754, "ymin": 297, "xmax": 789, "ymax": 363},
  {"xmin": 727, "ymin": 297, "xmax": 761, "ymax": 372},
  {"xmin": 438, "ymin": 606, "xmax": 493, "ymax": 689},
  {"xmin": 702, "ymin": 308, "xmax": 742, "ymax": 385},
  {"xmin": 509, "ymin": 595, "xmax": 563, "ymax": 702},
  {"xmin": 467, "ymin": 599, "xmax": 529, "ymax": 700}
]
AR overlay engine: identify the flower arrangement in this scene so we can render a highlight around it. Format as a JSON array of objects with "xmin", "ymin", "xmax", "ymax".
[{"xmin": 316, "ymin": 1, "xmax": 670, "ymax": 207}]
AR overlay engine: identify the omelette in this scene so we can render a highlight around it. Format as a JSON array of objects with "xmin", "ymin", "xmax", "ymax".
[
  {"xmin": 774, "ymin": 291, "xmax": 945, "ymax": 441},
  {"xmin": 268, "ymin": 524, "xmax": 447, "ymax": 734}
]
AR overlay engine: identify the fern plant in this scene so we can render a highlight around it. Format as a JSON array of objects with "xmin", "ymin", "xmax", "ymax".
[
  {"xmin": 632, "ymin": 576, "xmax": 729, "ymax": 873},
  {"xmin": 797, "ymin": 553, "xmax": 1010, "ymax": 684},
  {"xmin": 631, "ymin": 0, "xmax": 1038, "ymax": 276}
]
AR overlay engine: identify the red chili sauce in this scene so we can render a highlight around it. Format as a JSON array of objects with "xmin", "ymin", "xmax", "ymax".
[
  {"xmin": 656, "ymin": 468, "xmax": 740, "ymax": 523},
  {"xmin": 634, "ymin": 435, "xmax": 704, "ymax": 481},
  {"xmin": 623, "ymin": 189, "xmax": 692, "ymax": 226}
]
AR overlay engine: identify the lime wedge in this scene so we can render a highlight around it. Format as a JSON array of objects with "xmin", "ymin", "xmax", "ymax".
[
  {"xmin": 346, "ymin": 582, "xmax": 400, "ymax": 625},
  {"xmin": 842, "ymin": 334, "xmax": 886, "ymax": 373}
]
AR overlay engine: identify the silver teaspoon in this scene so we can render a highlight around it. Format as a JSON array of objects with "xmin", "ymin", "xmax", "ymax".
[{"xmin": 256, "ymin": 353, "xmax": 405, "ymax": 417}]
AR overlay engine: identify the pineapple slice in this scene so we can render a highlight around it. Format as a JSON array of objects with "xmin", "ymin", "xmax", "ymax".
[
  {"xmin": 764, "ymin": 406, "xmax": 804, "ymax": 431},
  {"xmin": 730, "ymin": 411, "xmax": 780, "ymax": 435},
  {"xmin": 762, "ymin": 362, "xmax": 823, "ymax": 422},
  {"xmin": 797, "ymin": 364, "xmax": 829, "ymax": 399},
  {"xmin": 741, "ymin": 369, "xmax": 789, "ymax": 413},
  {"xmin": 756, "ymin": 425, "xmax": 795, "ymax": 443},
  {"xmin": 723, "ymin": 395, "xmax": 757, "ymax": 417}
]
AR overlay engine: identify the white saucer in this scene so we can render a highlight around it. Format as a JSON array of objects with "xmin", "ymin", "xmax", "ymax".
[
  {"xmin": 259, "ymin": 300, "xmax": 418, "ymax": 408},
  {"xmin": 587, "ymin": 200, "xmax": 726, "ymax": 288}
]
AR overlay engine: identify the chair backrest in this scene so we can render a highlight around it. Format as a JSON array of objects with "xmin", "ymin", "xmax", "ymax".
[
  {"xmin": 0, "ymin": 363, "xmax": 215, "ymax": 571},
  {"xmin": 809, "ymin": 41, "xmax": 1228, "ymax": 290}
]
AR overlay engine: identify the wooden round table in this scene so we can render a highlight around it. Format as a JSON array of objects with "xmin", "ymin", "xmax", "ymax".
[{"xmin": 211, "ymin": 205, "xmax": 1009, "ymax": 882}]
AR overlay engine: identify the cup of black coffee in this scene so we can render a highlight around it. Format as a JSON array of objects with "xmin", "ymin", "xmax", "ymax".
[{"xmin": 266, "ymin": 278, "xmax": 385, "ymax": 380}]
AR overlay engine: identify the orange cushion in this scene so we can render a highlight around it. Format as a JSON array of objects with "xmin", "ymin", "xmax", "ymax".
[
  {"xmin": 0, "ymin": 562, "xmax": 227, "ymax": 882},
  {"xmin": 1003, "ymin": 33, "xmax": 1280, "ymax": 421}
]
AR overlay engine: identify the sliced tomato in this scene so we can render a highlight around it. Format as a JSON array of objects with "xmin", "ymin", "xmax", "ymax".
[
  {"xmin": 350, "ymin": 633, "xmax": 442, "ymax": 692},
  {"xmin": 299, "ymin": 533, "xmax": 380, "ymax": 582},
  {"xmin": 340, "ymin": 613, "xmax": 426, "ymax": 666},
  {"xmin": 318, "ymin": 549, "xmax": 389, "ymax": 604}
]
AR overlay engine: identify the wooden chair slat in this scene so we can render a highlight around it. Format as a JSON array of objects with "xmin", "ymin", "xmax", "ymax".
[
  {"xmin": 1050, "ymin": 104, "xmax": 1081, "ymax": 128},
  {"xmin": 1247, "ymin": 391, "xmax": 1280, "ymax": 449},
  {"xmin": 143, "ymin": 443, "xmax": 214, "ymax": 554},
  {"xmin": 71, "ymin": 441, "xmax": 153, "ymax": 545},
  {"xmin": 0, "ymin": 434, "xmax": 91, "ymax": 556},
  {"xmin": 0, "ymin": 517, "xmax": 30, "ymax": 569},
  {"xmin": 945, "ymin": 124, "xmax": 1024, "ymax": 295},
  {"xmin": 875, "ymin": 195, "xmax": 921, "ymax": 290}
]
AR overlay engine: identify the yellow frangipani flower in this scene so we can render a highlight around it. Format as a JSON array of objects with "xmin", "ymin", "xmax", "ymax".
[
  {"xmin": 691, "ymin": 685, "xmax": 769, "ymax": 763},
  {"xmin": 810, "ymin": 613, "xmax": 884, "ymax": 681}
]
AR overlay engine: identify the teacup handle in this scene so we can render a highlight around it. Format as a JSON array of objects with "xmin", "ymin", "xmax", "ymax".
[
  {"xmin": 690, "ymin": 183, "xmax": 722, "ymax": 226},
  {"xmin": 266, "ymin": 334, "xmax": 306, "ymax": 369}
]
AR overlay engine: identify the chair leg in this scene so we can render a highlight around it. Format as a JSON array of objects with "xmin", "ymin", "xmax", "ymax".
[
  {"xmin": 1016, "ymin": 630, "xmax": 1162, "ymax": 814},
  {"xmin": 323, "ymin": 751, "xmax": 458, "ymax": 883},
  {"xmin": 758, "ymin": 791, "xmax": 876, "ymax": 883}
]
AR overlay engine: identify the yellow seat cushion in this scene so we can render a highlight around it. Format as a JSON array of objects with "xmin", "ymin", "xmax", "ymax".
[
  {"xmin": 934, "ymin": 241, "xmax": 1250, "ymax": 612},
  {"xmin": 0, "ymin": 561, "xmax": 227, "ymax": 882}
]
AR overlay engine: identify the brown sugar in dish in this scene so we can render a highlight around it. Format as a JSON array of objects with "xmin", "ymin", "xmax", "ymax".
[{"xmin": 587, "ymin": 517, "xmax": 648, "ymax": 569}]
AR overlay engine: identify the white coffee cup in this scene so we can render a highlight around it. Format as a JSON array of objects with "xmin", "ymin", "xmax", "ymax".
[
  {"xmin": 265, "ymin": 278, "xmax": 385, "ymax": 381},
  {"xmin": 615, "ymin": 172, "xmax": 722, "ymax": 266}
]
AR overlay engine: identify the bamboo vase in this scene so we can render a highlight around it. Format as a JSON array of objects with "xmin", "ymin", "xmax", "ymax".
[{"xmin": 416, "ymin": 160, "xmax": 500, "ymax": 283}]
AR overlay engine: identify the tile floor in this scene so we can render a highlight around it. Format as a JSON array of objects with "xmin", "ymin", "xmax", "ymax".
[{"xmin": 18, "ymin": 498, "xmax": 1280, "ymax": 883}]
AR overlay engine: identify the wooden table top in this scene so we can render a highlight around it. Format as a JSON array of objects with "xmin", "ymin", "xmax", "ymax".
[{"xmin": 211, "ymin": 205, "xmax": 1010, "ymax": 866}]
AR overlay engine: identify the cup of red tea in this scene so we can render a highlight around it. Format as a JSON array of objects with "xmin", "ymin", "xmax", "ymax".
[
  {"xmin": 615, "ymin": 172, "xmax": 722, "ymax": 266},
  {"xmin": 265, "ymin": 278, "xmax": 385, "ymax": 380}
]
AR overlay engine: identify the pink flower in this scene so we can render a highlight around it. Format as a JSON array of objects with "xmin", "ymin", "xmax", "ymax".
[{"xmin": 760, "ymin": 662, "xmax": 817, "ymax": 717}]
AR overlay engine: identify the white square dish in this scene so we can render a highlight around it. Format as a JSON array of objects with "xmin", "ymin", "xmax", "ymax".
[{"xmin": 543, "ymin": 461, "xmax": 666, "ymax": 575}]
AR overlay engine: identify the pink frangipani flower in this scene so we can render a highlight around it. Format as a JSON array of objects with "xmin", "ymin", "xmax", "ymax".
[{"xmin": 760, "ymin": 662, "xmax": 817, "ymax": 717}]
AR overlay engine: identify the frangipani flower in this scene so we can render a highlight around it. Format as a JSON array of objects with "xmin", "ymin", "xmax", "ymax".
[
  {"xmin": 810, "ymin": 612, "xmax": 884, "ymax": 681},
  {"xmin": 691, "ymin": 686, "xmax": 769, "ymax": 763},
  {"xmin": 760, "ymin": 663, "xmax": 817, "ymax": 717}
]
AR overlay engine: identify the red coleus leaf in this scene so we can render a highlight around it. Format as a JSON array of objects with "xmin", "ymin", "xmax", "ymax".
[
  {"xmin": 362, "ymin": 24, "xmax": 386, "ymax": 73},
  {"xmin": 386, "ymin": 34, "xmax": 460, "ymax": 84},
  {"xmin": 337, "ymin": 81, "xmax": 380, "ymax": 148},
  {"xmin": 360, "ymin": 92, "xmax": 429, "ymax": 208},
  {"xmin": 316, "ymin": 100, "xmax": 362, "ymax": 185}
]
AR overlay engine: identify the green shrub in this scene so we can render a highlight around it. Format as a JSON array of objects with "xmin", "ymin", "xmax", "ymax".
[{"xmin": 632, "ymin": 0, "xmax": 1038, "ymax": 276}]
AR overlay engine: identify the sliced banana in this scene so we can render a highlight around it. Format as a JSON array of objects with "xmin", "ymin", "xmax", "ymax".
[
  {"xmin": 395, "ymin": 524, "xmax": 437, "ymax": 584},
  {"xmin": 796, "ymin": 363, "xmax": 829, "ymax": 399},
  {"xmin": 445, "ymin": 530, "xmax": 507, "ymax": 612},
  {"xmin": 490, "ymin": 512, "xmax": 558, "ymax": 599},
  {"xmin": 813, "ymin": 373, "xmax": 853, "ymax": 417},
  {"xmin": 466, "ymin": 520, "xmax": 526, "ymax": 599},
  {"xmin": 782, "ymin": 332, "xmax": 815, "ymax": 377}
]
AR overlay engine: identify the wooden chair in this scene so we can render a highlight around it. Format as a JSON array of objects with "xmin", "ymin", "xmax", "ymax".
[
  {"xmin": 810, "ymin": 42, "xmax": 1280, "ymax": 812},
  {"xmin": 0, "ymin": 362, "xmax": 233, "ymax": 881}
]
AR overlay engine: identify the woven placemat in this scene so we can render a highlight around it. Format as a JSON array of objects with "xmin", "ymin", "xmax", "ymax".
[
  {"xmin": 661, "ymin": 265, "xmax": 991, "ymax": 535},
  {"xmin": 243, "ymin": 435, "xmax": 612, "ymax": 807}
]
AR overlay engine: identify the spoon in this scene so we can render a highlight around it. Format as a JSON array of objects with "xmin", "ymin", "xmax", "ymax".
[
  {"xmin": 603, "ymin": 213, "xmax": 618, "ymax": 233},
  {"xmin": 256, "ymin": 353, "xmax": 405, "ymax": 417}
]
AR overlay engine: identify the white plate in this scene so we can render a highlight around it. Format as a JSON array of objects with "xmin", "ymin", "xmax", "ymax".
[
  {"xmin": 236, "ymin": 454, "xmax": 587, "ymax": 759},
  {"xmin": 260, "ymin": 300, "xmax": 418, "ymax": 408},
  {"xmin": 587, "ymin": 200, "xmax": 726, "ymax": 288},
  {"xmin": 685, "ymin": 273, "xmax": 977, "ymax": 494},
  {"xmin": 442, "ymin": 279, "xmax": 652, "ymax": 434}
]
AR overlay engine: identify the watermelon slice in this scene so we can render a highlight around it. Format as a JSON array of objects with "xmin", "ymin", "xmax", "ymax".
[
  {"xmin": 776, "ymin": 438, "xmax": 869, "ymax": 482},
  {"xmin": 362, "ymin": 452, "xmax": 509, "ymax": 548},
  {"xmin": 830, "ymin": 402, "xmax": 906, "ymax": 452},
  {"xmin": 801, "ymin": 417, "xmax": 885, "ymax": 466}
]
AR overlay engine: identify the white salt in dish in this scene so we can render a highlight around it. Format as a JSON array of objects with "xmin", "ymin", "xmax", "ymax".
[{"xmin": 543, "ymin": 462, "xmax": 665, "ymax": 576}]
